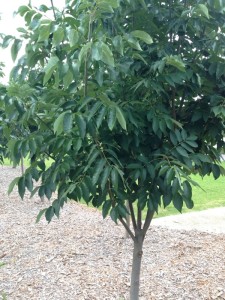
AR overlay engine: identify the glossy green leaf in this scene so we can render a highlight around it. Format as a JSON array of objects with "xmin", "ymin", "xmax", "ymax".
[
  {"xmin": 75, "ymin": 114, "xmax": 86, "ymax": 139},
  {"xmin": 18, "ymin": 177, "xmax": 26, "ymax": 199},
  {"xmin": 173, "ymin": 193, "xmax": 183, "ymax": 212},
  {"xmin": 131, "ymin": 30, "xmax": 153, "ymax": 44},
  {"xmin": 107, "ymin": 108, "xmax": 117, "ymax": 130},
  {"xmin": 101, "ymin": 166, "xmax": 111, "ymax": 191},
  {"xmin": 111, "ymin": 168, "xmax": 119, "ymax": 191},
  {"xmin": 112, "ymin": 35, "xmax": 124, "ymax": 55},
  {"xmin": 54, "ymin": 111, "xmax": 67, "ymax": 135},
  {"xmin": 78, "ymin": 41, "xmax": 92, "ymax": 63},
  {"xmin": 68, "ymin": 29, "xmax": 79, "ymax": 47},
  {"xmin": 45, "ymin": 206, "xmax": 54, "ymax": 223},
  {"xmin": 116, "ymin": 106, "xmax": 127, "ymax": 130},
  {"xmin": 63, "ymin": 112, "xmax": 73, "ymax": 132},
  {"xmin": 92, "ymin": 159, "xmax": 106, "ymax": 185},
  {"xmin": 101, "ymin": 43, "xmax": 115, "ymax": 67},
  {"xmin": 53, "ymin": 27, "xmax": 64, "ymax": 46},
  {"xmin": 195, "ymin": 4, "xmax": 209, "ymax": 19},
  {"xmin": 38, "ymin": 24, "xmax": 51, "ymax": 42},
  {"xmin": 11, "ymin": 39, "xmax": 22, "ymax": 62},
  {"xmin": 102, "ymin": 200, "xmax": 112, "ymax": 218},
  {"xmin": 36, "ymin": 208, "xmax": 47, "ymax": 223},
  {"xmin": 176, "ymin": 146, "xmax": 189, "ymax": 158},
  {"xmin": 8, "ymin": 177, "xmax": 20, "ymax": 195}
]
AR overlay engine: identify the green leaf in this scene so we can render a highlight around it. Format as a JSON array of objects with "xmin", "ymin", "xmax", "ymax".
[
  {"xmin": 163, "ymin": 192, "xmax": 172, "ymax": 208},
  {"xmin": 25, "ymin": 173, "xmax": 33, "ymax": 192},
  {"xmin": 63, "ymin": 112, "xmax": 73, "ymax": 132},
  {"xmin": 172, "ymin": 178, "xmax": 179, "ymax": 195},
  {"xmin": 159, "ymin": 165, "xmax": 169, "ymax": 176},
  {"xmin": 11, "ymin": 39, "xmax": 22, "ymax": 62},
  {"xmin": 173, "ymin": 193, "xmax": 183, "ymax": 213},
  {"xmin": 106, "ymin": 0, "xmax": 119, "ymax": 8},
  {"xmin": 68, "ymin": 29, "xmax": 79, "ymax": 47},
  {"xmin": 96, "ymin": 106, "xmax": 107, "ymax": 128},
  {"xmin": 36, "ymin": 208, "xmax": 47, "ymax": 223},
  {"xmin": 54, "ymin": 112, "xmax": 67, "ymax": 135},
  {"xmin": 107, "ymin": 107, "xmax": 117, "ymax": 130},
  {"xmin": 126, "ymin": 35, "xmax": 142, "ymax": 51},
  {"xmin": 45, "ymin": 206, "xmax": 54, "ymax": 223},
  {"xmin": 212, "ymin": 164, "xmax": 220, "ymax": 180},
  {"xmin": 92, "ymin": 159, "xmax": 106, "ymax": 185},
  {"xmin": 44, "ymin": 56, "xmax": 59, "ymax": 85},
  {"xmin": 18, "ymin": 177, "xmax": 26, "ymax": 199},
  {"xmin": 195, "ymin": 4, "xmax": 209, "ymax": 19},
  {"xmin": 75, "ymin": 114, "xmax": 86, "ymax": 139},
  {"xmin": 18, "ymin": 5, "xmax": 30, "ymax": 16},
  {"xmin": 78, "ymin": 41, "xmax": 92, "ymax": 63},
  {"xmin": 87, "ymin": 101, "xmax": 102, "ymax": 121},
  {"xmin": 133, "ymin": 53, "xmax": 148, "ymax": 65},
  {"xmin": 38, "ymin": 24, "xmax": 51, "ymax": 42},
  {"xmin": 101, "ymin": 166, "xmax": 111, "ymax": 191},
  {"xmin": 165, "ymin": 55, "xmax": 186, "ymax": 72},
  {"xmin": 80, "ymin": 182, "xmax": 90, "ymax": 202},
  {"xmin": 53, "ymin": 27, "xmax": 64, "ymax": 46},
  {"xmin": 110, "ymin": 207, "xmax": 118, "ymax": 223},
  {"xmin": 116, "ymin": 107, "xmax": 127, "ymax": 130},
  {"xmin": 8, "ymin": 177, "xmax": 20, "ymax": 195},
  {"xmin": 176, "ymin": 146, "xmax": 189, "ymax": 158},
  {"xmin": 131, "ymin": 30, "xmax": 153, "ymax": 44},
  {"xmin": 102, "ymin": 200, "xmax": 112, "ymax": 218},
  {"xmin": 112, "ymin": 35, "xmax": 124, "ymax": 55},
  {"xmin": 63, "ymin": 70, "xmax": 73, "ymax": 89},
  {"xmin": 101, "ymin": 42, "xmax": 115, "ymax": 67},
  {"xmin": 183, "ymin": 180, "xmax": 192, "ymax": 200},
  {"xmin": 2, "ymin": 35, "xmax": 13, "ymax": 48},
  {"xmin": 111, "ymin": 168, "xmax": 119, "ymax": 191},
  {"xmin": 165, "ymin": 168, "xmax": 175, "ymax": 185}
]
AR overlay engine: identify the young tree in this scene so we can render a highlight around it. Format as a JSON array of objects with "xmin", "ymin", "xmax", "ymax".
[{"xmin": 1, "ymin": 0, "xmax": 225, "ymax": 299}]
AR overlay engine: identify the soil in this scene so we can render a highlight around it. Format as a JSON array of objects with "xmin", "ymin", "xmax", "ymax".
[{"xmin": 0, "ymin": 165, "xmax": 225, "ymax": 300}]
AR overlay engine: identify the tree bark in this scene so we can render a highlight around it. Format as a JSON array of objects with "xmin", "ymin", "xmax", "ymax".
[{"xmin": 130, "ymin": 232, "xmax": 144, "ymax": 300}]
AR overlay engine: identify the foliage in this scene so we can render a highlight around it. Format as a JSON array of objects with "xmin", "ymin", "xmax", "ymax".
[{"xmin": 1, "ymin": 0, "xmax": 225, "ymax": 298}]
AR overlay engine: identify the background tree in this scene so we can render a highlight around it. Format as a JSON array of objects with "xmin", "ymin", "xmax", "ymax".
[{"xmin": 1, "ymin": 0, "xmax": 225, "ymax": 299}]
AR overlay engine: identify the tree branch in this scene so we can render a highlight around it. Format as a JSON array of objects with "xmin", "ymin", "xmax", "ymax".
[
  {"xmin": 50, "ymin": 0, "xmax": 57, "ymax": 20},
  {"xmin": 84, "ymin": 16, "xmax": 92, "ymax": 97},
  {"xmin": 137, "ymin": 207, "xmax": 142, "ymax": 230},
  {"xmin": 143, "ymin": 209, "xmax": 154, "ymax": 239},
  {"xmin": 119, "ymin": 217, "xmax": 135, "ymax": 242},
  {"xmin": 128, "ymin": 200, "xmax": 137, "ymax": 231}
]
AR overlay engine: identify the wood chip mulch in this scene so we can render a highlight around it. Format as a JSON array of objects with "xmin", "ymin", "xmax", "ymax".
[{"xmin": 0, "ymin": 166, "xmax": 225, "ymax": 300}]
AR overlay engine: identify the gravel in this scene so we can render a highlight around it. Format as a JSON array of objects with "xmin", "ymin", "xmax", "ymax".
[{"xmin": 0, "ymin": 165, "xmax": 225, "ymax": 300}]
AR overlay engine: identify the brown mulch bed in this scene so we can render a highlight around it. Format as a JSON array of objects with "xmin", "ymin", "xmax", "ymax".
[{"xmin": 0, "ymin": 166, "xmax": 225, "ymax": 300}]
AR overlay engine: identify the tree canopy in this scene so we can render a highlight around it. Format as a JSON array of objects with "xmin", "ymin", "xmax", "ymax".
[{"xmin": 0, "ymin": 0, "xmax": 225, "ymax": 298}]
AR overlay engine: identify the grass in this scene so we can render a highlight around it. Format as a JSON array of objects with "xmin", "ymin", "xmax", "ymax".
[{"xmin": 3, "ymin": 159, "xmax": 225, "ymax": 218}]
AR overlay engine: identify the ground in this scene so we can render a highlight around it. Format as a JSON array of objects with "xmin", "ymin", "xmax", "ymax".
[{"xmin": 0, "ymin": 166, "xmax": 225, "ymax": 300}]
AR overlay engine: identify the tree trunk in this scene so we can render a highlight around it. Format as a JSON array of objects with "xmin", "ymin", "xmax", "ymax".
[{"xmin": 130, "ymin": 232, "xmax": 144, "ymax": 300}]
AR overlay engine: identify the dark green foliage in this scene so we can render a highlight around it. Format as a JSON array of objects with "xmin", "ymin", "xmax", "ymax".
[{"xmin": 0, "ymin": 0, "xmax": 224, "ymax": 225}]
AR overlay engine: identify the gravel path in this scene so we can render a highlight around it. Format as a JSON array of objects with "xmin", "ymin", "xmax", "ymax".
[{"xmin": 0, "ymin": 166, "xmax": 225, "ymax": 300}]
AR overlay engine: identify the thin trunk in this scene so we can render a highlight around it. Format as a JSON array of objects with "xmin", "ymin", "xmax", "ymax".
[{"xmin": 130, "ymin": 233, "xmax": 144, "ymax": 300}]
